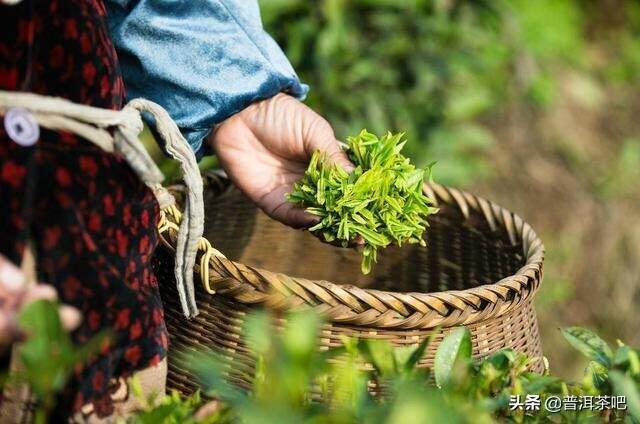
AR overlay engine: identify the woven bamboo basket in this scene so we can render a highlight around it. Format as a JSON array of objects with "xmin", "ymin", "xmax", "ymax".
[{"xmin": 153, "ymin": 171, "xmax": 545, "ymax": 395}]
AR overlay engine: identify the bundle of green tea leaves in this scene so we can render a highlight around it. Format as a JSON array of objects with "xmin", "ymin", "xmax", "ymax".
[{"xmin": 287, "ymin": 129, "xmax": 438, "ymax": 274}]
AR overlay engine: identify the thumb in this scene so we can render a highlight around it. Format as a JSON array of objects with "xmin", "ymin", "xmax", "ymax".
[
  {"xmin": 324, "ymin": 140, "xmax": 355, "ymax": 174},
  {"xmin": 270, "ymin": 202, "xmax": 320, "ymax": 229},
  {"xmin": 302, "ymin": 115, "xmax": 355, "ymax": 173}
]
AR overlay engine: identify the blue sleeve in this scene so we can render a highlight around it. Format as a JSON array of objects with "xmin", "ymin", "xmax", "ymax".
[{"xmin": 105, "ymin": 0, "xmax": 309, "ymax": 159}]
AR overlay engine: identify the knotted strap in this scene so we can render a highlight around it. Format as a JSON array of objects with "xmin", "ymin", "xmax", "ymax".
[{"xmin": 0, "ymin": 90, "xmax": 204, "ymax": 318}]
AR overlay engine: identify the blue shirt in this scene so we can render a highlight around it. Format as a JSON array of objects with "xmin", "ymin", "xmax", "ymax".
[{"xmin": 105, "ymin": 0, "xmax": 308, "ymax": 158}]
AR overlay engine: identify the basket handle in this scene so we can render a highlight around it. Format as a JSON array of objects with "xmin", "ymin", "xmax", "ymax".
[{"xmin": 157, "ymin": 203, "xmax": 226, "ymax": 296}]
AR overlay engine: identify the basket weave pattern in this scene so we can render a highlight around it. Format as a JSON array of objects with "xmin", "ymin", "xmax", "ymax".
[{"xmin": 154, "ymin": 173, "xmax": 545, "ymax": 394}]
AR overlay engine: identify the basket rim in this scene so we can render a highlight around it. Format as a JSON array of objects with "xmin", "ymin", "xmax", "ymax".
[{"xmin": 158, "ymin": 172, "xmax": 544, "ymax": 330}]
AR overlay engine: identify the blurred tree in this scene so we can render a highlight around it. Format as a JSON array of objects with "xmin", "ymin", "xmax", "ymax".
[{"xmin": 259, "ymin": 0, "xmax": 587, "ymax": 185}]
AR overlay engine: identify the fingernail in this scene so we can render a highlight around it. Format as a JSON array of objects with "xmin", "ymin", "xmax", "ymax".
[
  {"xmin": 342, "ymin": 162, "xmax": 355, "ymax": 173},
  {"xmin": 0, "ymin": 262, "xmax": 25, "ymax": 292},
  {"xmin": 304, "ymin": 215, "xmax": 321, "ymax": 228}
]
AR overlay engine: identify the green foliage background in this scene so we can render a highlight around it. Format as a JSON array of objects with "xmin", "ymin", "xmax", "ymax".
[
  {"xmin": 260, "ymin": 0, "xmax": 581, "ymax": 185},
  {"xmin": 257, "ymin": 0, "xmax": 640, "ymax": 379}
]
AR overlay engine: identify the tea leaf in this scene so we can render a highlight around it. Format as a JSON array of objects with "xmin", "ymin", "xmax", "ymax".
[
  {"xmin": 609, "ymin": 371, "xmax": 640, "ymax": 419},
  {"xmin": 360, "ymin": 339, "xmax": 397, "ymax": 377},
  {"xmin": 402, "ymin": 336, "xmax": 433, "ymax": 373},
  {"xmin": 287, "ymin": 130, "xmax": 437, "ymax": 274},
  {"xmin": 562, "ymin": 327, "xmax": 613, "ymax": 367},
  {"xmin": 434, "ymin": 327, "xmax": 472, "ymax": 387}
]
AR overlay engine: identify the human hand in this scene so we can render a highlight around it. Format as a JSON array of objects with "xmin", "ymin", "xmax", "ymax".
[
  {"xmin": 209, "ymin": 93, "xmax": 354, "ymax": 228},
  {"xmin": 0, "ymin": 254, "xmax": 81, "ymax": 347}
]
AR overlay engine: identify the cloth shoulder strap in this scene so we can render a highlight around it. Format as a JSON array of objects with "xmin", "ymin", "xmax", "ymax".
[{"xmin": 0, "ymin": 90, "xmax": 204, "ymax": 318}]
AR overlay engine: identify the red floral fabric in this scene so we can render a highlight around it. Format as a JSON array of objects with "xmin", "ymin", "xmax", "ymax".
[{"xmin": 0, "ymin": 0, "xmax": 167, "ymax": 417}]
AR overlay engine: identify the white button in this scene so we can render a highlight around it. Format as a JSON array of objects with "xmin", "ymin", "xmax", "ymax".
[{"xmin": 4, "ymin": 108, "xmax": 39, "ymax": 147}]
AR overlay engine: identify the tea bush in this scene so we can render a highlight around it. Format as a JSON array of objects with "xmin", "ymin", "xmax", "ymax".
[
  {"xmin": 7, "ymin": 301, "xmax": 640, "ymax": 422},
  {"xmin": 171, "ymin": 312, "xmax": 640, "ymax": 423},
  {"xmin": 133, "ymin": 310, "xmax": 639, "ymax": 423}
]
